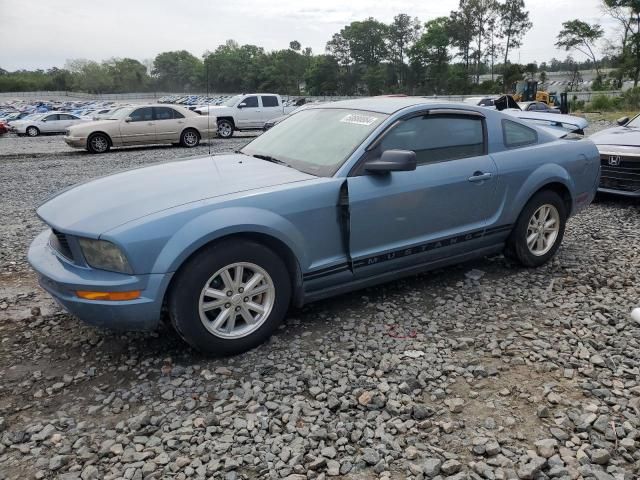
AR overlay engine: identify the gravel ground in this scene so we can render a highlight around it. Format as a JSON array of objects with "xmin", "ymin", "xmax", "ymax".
[{"xmin": 0, "ymin": 124, "xmax": 639, "ymax": 480}]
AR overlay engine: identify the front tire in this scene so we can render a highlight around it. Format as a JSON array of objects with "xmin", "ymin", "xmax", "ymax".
[
  {"xmin": 180, "ymin": 128, "xmax": 200, "ymax": 148},
  {"xmin": 26, "ymin": 126, "xmax": 39, "ymax": 137},
  {"xmin": 217, "ymin": 119, "xmax": 234, "ymax": 139},
  {"xmin": 87, "ymin": 133, "xmax": 110, "ymax": 154},
  {"xmin": 507, "ymin": 190, "xmax": 567, "ymax": 267},
  {"xmin": 168, "ymin": 239, "xmax": 291, "ymax": 356}
]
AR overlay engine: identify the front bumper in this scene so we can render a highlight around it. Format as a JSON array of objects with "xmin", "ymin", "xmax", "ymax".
[
  {"xmin": 28, "ymin": 229, "xmax": 172, "ymax": 330},
  {"xmin": 63, "ymin": 135, "xmax": 87, "ymax": 148}
]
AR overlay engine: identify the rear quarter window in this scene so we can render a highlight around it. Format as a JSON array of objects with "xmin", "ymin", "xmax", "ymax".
[{"xmin": 503, "ymin": 119, "xmax": 538, "ymax": 148}]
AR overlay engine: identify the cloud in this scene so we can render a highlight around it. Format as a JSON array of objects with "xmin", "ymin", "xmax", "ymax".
[{"xmin": 0, "ymin": 0, "xmax": 614, "ymax": 71}]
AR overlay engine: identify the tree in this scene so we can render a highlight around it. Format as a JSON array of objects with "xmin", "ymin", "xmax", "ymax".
[
  {"xmin": 203, "ymin": 41, "xmax": 266, "ymax": 92},
  {"xmin": 539, "ymin": 70, "xmax": 548, "ymax": 84},
  {"xmin": 388, "ymin": 13, "xmax": 421, "ymax": 86},
  {"xmin": 602, "ymin": 0, "xmax": 640, "ymax": 86},
  {"xmin": 409, "ymin": 17, "xmax": 451, "ymax": 94},
  {"xmin": 326, "ymin": 33, "xmax": 351, "ymax": 68},
  {"xmin": 289, "ymin": 40, "xmax": 301, "ymax": 51},
  {"xmin": 469, "ymin": 0, "xmax": 500, "ymax": 84},
  {"xmin": 449, "ymin": 1, "xmax": 476, "ymax": 84},
  {"xmin": 341, "ymin": 18, "xmax": 389, "ymax": 66},
  {"xmin": 304, "ymin": 55, "xmax": 339, "ymax": 95},
  {"xmin": 449, "ymin": 0, "xmax": 500, "ymax": 87},
  {"xmin": 152, "ymin": 50, "xmax": 203, "ymax": 91},
  {"xmin": 525, "ymin": 62, "xmax": 538, "ymax": 79},
  {"xmin": 555, "ymin": 20, "xmax": 604, "ymax": 76},
  {"xmin": 499, "ymin": 0, "xmax": 532, "ymax": 66},
  {"xmin": 105, "ymin": 58, "xmax": 150, "ymax": 92}
]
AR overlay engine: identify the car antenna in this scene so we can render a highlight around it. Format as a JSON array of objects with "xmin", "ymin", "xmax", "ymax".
[{"xmin": 206, "ymin": 62, "xmax": 211, "ymax": 157}]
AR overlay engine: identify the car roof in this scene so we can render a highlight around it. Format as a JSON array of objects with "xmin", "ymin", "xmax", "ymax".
[{"xmin": 305, "ymin": 97, "xmax": 473, "ymax": 115}]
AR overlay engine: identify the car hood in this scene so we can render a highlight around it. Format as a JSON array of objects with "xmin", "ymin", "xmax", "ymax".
[
  {"xmin": 196, "ymin": 105, "xmax": 232, "ymax": 115},
  {"xmin": 589, "ymin": 126, "xmax": 640, "ymax": 146},
  {"xmin": 37, "ymin": 154, "xmax": 316, "ymax": 235}
]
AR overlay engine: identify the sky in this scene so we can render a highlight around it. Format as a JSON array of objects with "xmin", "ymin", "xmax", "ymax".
[{"xmin": 0, "ymin": 0, "xmax": 619, "ymax": 71}]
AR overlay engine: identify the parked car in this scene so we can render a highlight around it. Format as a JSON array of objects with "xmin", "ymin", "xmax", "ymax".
[
  {"xmin": 518, "ymin": 101, "xmax": 561, "ymax": 114},
  {"xmin": 28, "ymin": 98, "xmax": 600, "ymax": 356},
  {"xmin": 10, "ymin": 112, "xmax": 89, "ymax": 136},
  {"xmin": 196, "ymin": 94, "xmax": 296, "ymax": 138},
  {"xmin": 589, "ymin": 114, "xmax": 640, "ymax": 196},
  {"xmin": 63, "ymin": 105, "xmax": 217, "ymax": 153},
  {"xmin": 263, "ymin": 104, "xmax": 316, "ymax": 131},
  {"xmin": 0, "ymin": 121, "xmax": 8, "ymax": 135}
]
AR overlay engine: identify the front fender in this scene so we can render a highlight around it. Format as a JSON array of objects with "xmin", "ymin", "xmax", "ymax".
[{"xmin": 151, "ymin": 207, "xmax": 308, "ymax": 274}]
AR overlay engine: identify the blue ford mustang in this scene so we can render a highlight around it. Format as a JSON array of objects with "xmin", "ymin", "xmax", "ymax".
[{"xmin": 29, "ymin": 98, "xmax": 601, "ymax": 355}]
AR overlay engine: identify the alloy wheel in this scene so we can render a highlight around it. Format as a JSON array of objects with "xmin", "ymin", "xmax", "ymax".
[
  {"xmin": 218, "ymin": 122, "xmax": 232, "ymax": 138},
  {"xmin": 198, "ymin": 262, "xmax": 275, "ymax": 339},
  {"xmin": 183, "ymin": 130, "xmax": 198, "ymax": 146},
  {"xmin": 90, "ymin": 135, "xmax": 108, "ymax": 153},
  {"xmin": 26, "ymin": 127, "xmax": 38, "ymax": 137},
  {"xmin": 526, "ymin": 204, "xmax": 560, "ymax": 256}
]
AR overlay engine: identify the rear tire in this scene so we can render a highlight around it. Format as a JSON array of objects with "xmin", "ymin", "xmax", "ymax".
[
  {"xmin": 217, "ymin": 119, "xmax": 234, "ymax": 139},
  {"xmin": 168, "ymin": 239, "xmax": 291, "ymax": 356},
  {"xmin": 507, "ymin": 190, "xmax": 567, "ymax": 267},
  {"xmin": 26, "ymin": 126, "xmax": 39, "ymax": 137},
  {"xmin": 180, "ymin": 128, "xmax": 200, "ymax": 148},
  {"xmin": 87, "ymin": 133, "xmax": 110, "ymax": 154}
]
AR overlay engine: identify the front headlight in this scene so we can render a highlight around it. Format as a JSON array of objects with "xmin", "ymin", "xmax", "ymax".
[{"xmin": 78, "ymin": 238, "xmax": 133, "ymax": 274}]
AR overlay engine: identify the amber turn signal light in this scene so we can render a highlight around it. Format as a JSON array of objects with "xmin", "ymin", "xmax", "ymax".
[{"xmin": 76, "ymin": 290, "xmax": 141, "ymax": 301}]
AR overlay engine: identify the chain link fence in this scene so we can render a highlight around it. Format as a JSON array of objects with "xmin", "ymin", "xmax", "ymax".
[{"xmin": 0, "ymin": 90, "xmax": 626, "ymax": 102}]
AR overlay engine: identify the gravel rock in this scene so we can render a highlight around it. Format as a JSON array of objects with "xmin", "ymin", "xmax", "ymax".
[{"xmin": 0, "ymin": 126, "xmax": 639, "ymax": 480}]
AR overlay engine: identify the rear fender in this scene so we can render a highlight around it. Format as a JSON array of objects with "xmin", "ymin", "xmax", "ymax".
[{"xmin": 491, "ymin": 162, "xmax": 575, "ymax": 226}]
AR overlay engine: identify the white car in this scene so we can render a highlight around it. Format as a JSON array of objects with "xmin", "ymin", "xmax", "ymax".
[
  {"xmin": 10, "ymin": 112, "xmax": 90, "ymax": 137},
  {"xmin": 196, "ymin": 94, "xmax": 297, "ymax": 138}
]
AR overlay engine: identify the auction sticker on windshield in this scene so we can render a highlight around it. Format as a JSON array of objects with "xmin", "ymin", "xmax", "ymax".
[{"xmin": 340, "ymin": 113, "xmax": 379, "ymax": 126}]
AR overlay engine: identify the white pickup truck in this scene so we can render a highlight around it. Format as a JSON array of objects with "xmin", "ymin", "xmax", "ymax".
[{"xmin": 196, "ymin": 94, "xmax": 297, "ymax": 138}]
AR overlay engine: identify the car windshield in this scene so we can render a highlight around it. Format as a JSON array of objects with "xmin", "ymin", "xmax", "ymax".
[
  {"xmin": 626, "ymin": 115, "xmax": 640, "ymax": 128},
  {"xmin": 222, "ymin": 95, "xmax": 243, "ymax": 107},
  {"xmin": 106, "ymin": 108, "xmax": 133, "ymax": 120},
  {"xmin": 241, "ymin": 108, "xmax": 388, "ymax": 177}
]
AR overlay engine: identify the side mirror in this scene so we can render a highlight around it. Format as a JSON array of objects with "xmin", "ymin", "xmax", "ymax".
[
  {"xmin": 365, "ymin": 149, "xmax": 417, "ymax": 174},
  {"xmin": 41, "ymin": 119, "xmax": 47, "ymax": 122},
  {"xmin": 124, "ymin": 117, "xmax": 132, "ymax": 123},
  {"xmin": 238, "ymin": 103, "xmax": 247, "ymax": 109},
  {"xmin": 617, "ymin": 116, "xmax": 630, "ymax": 126}
]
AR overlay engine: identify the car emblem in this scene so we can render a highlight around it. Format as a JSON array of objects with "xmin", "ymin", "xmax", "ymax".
[{"xmin": 608, "ymin": 155, "xmax": 621, "ymax": 166}]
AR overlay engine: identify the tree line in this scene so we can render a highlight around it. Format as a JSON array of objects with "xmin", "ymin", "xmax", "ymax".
[{"xmin": 1, "ymin": 0, "xmax": 640, "ymax": 96}]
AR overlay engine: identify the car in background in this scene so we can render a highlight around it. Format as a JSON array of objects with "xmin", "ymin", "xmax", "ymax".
[
  {"xmin": 196, "ymin": 94, "xmax": 296, "ymax": 138},
  {"xmin": 64, "ymin": 105, "xmax": 216, "ymax": 153},
  {"xmin": 10, "ymin": 112, "xmax": 90, "ymax": 136},
  {"xmin": 518, "ymin": 101, "xmax": 560, "ymax": 114},
  {"xmin": 0, "ymin": 121, "xmax": 8, "ymax": 135},
  {"xmin": 2, "ymin": 111, "xmax": 33, "ymax": 123},
  {"xmin": 589, "ymin": 114, "xmax": 640, "ymax": 196},
  {"xmin": 29, "ymin": 98, "xmax": 600, "ymax": 356},
  {"xmin": 263, "ymin": 103, "xmax": 317, "ymax": 131}
]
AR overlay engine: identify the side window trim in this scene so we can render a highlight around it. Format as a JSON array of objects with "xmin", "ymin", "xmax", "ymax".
[
  {"xmin": 241, "ymin": 96, "xmax": 259, "ymax": 108},
  {"xmin": 351, "ymin": 112, "xmax": 488, "ymax": 177}
]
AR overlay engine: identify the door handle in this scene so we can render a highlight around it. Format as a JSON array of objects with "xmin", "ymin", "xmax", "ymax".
[{"xmin": 468, "ymin": 171, "xmax": 492, "ymax": 183}]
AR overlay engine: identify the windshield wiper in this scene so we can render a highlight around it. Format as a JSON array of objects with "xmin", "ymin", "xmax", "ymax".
[{"xmin": 251, "ymin": 154, "xmax": 290, "ymax": 167}]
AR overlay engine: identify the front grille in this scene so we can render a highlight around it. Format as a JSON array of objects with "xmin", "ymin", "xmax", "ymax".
[
  {"xmin": 599, "ymin": 155, "xmax": 640, "ymax": 192},
  {"xmin": 49, "ymin": 229, "xmax": 74, "ymax": 261}
]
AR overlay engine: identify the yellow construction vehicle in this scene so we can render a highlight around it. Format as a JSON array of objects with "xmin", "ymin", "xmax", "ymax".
[{"xmin": 512, "ymin": 80, "xmax": 558, "ymax": 106}]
